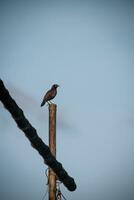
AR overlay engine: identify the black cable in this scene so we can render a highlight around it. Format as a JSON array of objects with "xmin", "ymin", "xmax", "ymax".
[
  {"xmin": 61, "ymin": 193, "xmax": 68, "ymax": 200},
  {"xmin": 41, "ymin": 168, "xmax": 49, "ymax": 200},
  {"xmin": 56, "ymin": 180, "xmax": 68, "ymax": 200},
  {"xmin": 41, "ymin": 187, "xmax": 48, "ymax": 200},
  {"xmin": 45, "ymin": 168, "xmax": 48, "ymax": 178}
]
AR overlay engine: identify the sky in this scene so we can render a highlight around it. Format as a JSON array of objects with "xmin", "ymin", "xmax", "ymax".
[{"xmin": 0, "ymin": 0, "xmax": 134, "ymax": 199}]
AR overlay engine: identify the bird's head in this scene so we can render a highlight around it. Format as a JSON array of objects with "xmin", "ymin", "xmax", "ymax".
[{"xmin": 51, "ymin": 84, "xmax": 59, "ymax": 89}]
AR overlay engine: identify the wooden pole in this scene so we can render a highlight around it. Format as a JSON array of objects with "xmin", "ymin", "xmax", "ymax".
[{"xmin": 48, "ymin": 104, "xmax": 57, "ymax": 200}]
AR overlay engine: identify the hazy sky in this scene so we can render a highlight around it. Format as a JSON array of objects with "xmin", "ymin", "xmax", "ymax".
[{"xmin": 0, "ymin": 0, "xmax": 134, "ymax": 200}]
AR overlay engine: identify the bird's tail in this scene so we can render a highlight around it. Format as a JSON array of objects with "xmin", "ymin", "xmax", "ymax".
[{"xmin": 41, "ymin": 100, "xmax": 46, "ymax": 107}]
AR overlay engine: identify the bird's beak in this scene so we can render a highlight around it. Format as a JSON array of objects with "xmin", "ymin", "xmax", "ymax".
[{"xmin": 57, "ymin": 85, "xmax": 60, "ymax": 87}]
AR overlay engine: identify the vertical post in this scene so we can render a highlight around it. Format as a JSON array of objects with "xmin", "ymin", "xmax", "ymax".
[{"xmin": 48, "ymin": 104, "xmax": 57, "ymax": 200}]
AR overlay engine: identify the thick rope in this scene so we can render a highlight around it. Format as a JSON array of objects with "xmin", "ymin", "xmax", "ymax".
[{"xmin": 0, "ymin": 79, "xmax": 76, "ymax": 192}]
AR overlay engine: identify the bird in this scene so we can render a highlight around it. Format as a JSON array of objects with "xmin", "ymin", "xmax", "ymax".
[{"xmin": 41, "ymin": 84, "xmax": 59, "ymax": 107}]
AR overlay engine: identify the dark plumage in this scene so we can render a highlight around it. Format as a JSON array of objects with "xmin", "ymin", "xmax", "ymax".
[{"xmin": 41, "ymin": 84, "xmax": 59, "ymax": 107}]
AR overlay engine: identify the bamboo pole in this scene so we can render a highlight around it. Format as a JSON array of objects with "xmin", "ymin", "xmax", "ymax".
[{"xmin": 48, "ymin": 104, "xmax": 57, "ymax": 200}]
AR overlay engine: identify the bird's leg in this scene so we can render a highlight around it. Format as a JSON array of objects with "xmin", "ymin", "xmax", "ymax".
[{"xmin": 47, "ymin": 101, "xmax": 50, "ymax": 106}]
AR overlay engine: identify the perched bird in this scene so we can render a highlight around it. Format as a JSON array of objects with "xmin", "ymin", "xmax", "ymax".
[{"xmin": 41, "ymin": 84, "xmax": 59, "ymax": 106}]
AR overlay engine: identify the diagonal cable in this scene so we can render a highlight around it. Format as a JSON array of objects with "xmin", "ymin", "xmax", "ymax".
[{"xmin": 0, "ymin": 79, "xmax": 76, "ymax": 192}]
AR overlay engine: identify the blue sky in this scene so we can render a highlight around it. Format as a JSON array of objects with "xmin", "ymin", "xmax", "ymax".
[{"xmin": 0, "ymin": 0, "xmax": 134, "ymax": 200}]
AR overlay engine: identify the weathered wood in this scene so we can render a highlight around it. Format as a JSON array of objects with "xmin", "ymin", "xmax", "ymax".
[{"xmin": 49, "ymin": 104, "xmax": 56, "ymax": 200}]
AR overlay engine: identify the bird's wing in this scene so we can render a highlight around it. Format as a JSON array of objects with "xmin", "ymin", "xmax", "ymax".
[
  {"xmin": 44, "ymin": 90, "xmax": 53, "ymax": 101},
  {"xmin": 44, "ymin": 89, "xmax": 57, "ymax": 101}
]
